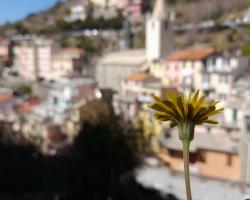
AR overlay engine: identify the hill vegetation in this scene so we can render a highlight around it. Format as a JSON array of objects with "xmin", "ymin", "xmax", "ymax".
[{"xmin": 1, "ymin": 0, "xmax": 250, "ymax": 52}]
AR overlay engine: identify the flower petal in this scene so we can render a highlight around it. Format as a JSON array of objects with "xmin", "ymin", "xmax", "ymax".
[
  {"xmin": 163, "ymin": 100, "xmax": 182, "ymax": 120},
  {"xmin": 169, "ymin": 121, "xmax": 178, "ymax": 128},
  {"xmin": 154, "ymin": 113, "xmax": 172, "ymax": 122},
  {"xmin": 191, "ymin": 90, "xmax": 200, "ymax": 104},
  {"xmin": 148, "ymin": 103, "xmax": 171, "ymax": 113},
  {"xmin": 205, "ymin": 107, "xmax": 224, "ymax": 117},
  {"xmin": 209, "ymin": 100, "xmax": 221, "ymax": 107},
  {"xmin": 187, "ymin": 103, "xmax": 193, "ymax": 119},
  {"xmin": 177, "ymin": 95, "xmax": 186, "ymax": 118},
  {"xmin": 203, "ymin": 119, "xmax": 219, "ymax": 124},
  {"xmin": 193, "ymin": 106, "xmax": 216, "ymax": 121}
]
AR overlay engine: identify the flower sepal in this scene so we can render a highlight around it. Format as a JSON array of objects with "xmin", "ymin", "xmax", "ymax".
[{"xmin": 178, "ymin": 121, "xmax": 195, "ymax": 142}]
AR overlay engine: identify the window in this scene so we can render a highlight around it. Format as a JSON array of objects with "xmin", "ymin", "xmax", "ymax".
[
  {"xmin": 218, "ymin": 93, "xmax": 226, "ymax": 100},
  {"xmin": 198, "ymin": 151, "xmax": 206, "ymax": 163},
  {"xmin": 247, "ymin": 123, "xmax": 250, "ymax": 132},
  {"xmin": 212, "ymin": 58, "xmax": 216, "ymax": 65},
  {"xmin": 151, "ymin": 21, "xmax": 155, "ymax": 29},
  {"xmin": 164, "ymin": 21, "xmax": 169, "ymax": 29},
  {"xmin": 206, "ymin": 127, "xmax": 211, "ymax": 133},
  {"xmin": 219, "ymin": 75, "xmax": 228, "ymax": 83},
  {"xmin": 204, "ymin": 75, "xmax": 210, "ymax": 82},
  {"xmin": 233, "ymin": 109, "xmax": 238, "ymax": 123},
  {"xmin": 227, "ymin": 154, "xmax": 232, "ymax": 166},
  {"xmin": 53, "ymin": 97, "xmax": 58, "ymax": 105}
]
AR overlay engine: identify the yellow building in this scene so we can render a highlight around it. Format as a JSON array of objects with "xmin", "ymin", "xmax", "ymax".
[
  {"xmin": 149, "ymin": 61, "xmax": 170, "ymax": 85},
  {"xmin": 120, "ymin": 71, "xmax": 177, "ymax": 152},
  {"xmin": 160, "ymin": 129, "xmax": 240, "ymax": 180},
  {"xmin": 90, "ymin": 0, "xmax": 108, "ymax": 7},
  {"xmin": 138, "ymin": 104, "xmax": 163, "ymax": 152}
]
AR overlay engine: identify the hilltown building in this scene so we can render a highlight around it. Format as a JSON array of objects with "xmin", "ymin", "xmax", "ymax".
[
  {"xmin": 160, "ymin": 127, "xmax": 240, "ymax": 180},
  {"xmin": 0, "ymin": 75, "xmax": 98, "ymax": 155},
  {"xmin": 96, "ymin": 0, "xmax": 172, "ymax": 92},
  {"xmin": 14, "ymin": 39, "xmax": 57, "ymax": 80},
  {"xmin": 14, "ymin": 38, "xmax": 85, "ymax": 81},
  {"xmin": 96, "ymin": 49, "xmax": 146, "ymax": 92},
  {"xmin": 65, "ymin": 1, "xmax": 87, "ymax": 22}
]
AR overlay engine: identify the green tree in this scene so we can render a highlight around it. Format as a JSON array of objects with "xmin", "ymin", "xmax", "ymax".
[
  {"xmin": 76, "ymin": 37, "xmax": 96, "ymax": 53},
  {"xmin": 71, "ymin": 100, "xmax": 140, "ymax": 198},
  {"xmin": 14, "ymin": 22, "xmax": 29, "ymax": 34},
  {"xmin": 241, "ymin": 42, "xmax": 250, "ymax": 56},
  {"xmin": 14, "ymin": 84, "xmax": 32, "ymax": 96}
]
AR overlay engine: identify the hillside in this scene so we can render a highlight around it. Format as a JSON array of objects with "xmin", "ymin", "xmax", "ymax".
[
  {"xmin": 170, "ymin": 0, "xmax": 250, "ymax": 24},
  {"xmin": 1, "ymin": 0, "xmax": 250, "ymax": 52},
  {"xmin": 1, "ymin": 0, "xmax": 250, "ymax": 34},
  {"xmin": 0, "ymin": 0, "xmax": 75, "ymax": 35},
  {"xmin": 170, "ymin": 0, "xmax": 250, "ymax": 53}
]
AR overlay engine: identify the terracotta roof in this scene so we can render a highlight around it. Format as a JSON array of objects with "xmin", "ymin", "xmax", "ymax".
[
  {"xmin": 167, "ymin": 48, "xmax": 215, "ymax": 61},
  {"xmin": 16, "ymin": 97, "xmax": 41, "ymax": 113},
  {"xmin": 0, "ymin": 93, "xmax": 12, "ymax": 102},
  {"xmin": 0, "ymin": 36, "xmax": 8, "ymax": 42},
  {"xmin": 124, "ymin": 72, "xmax": 158, "ymax": 82}
]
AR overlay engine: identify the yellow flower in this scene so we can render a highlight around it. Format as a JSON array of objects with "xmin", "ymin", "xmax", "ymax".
[
  {"xmin": 148, "ymin": 89, "xmax": 224, "ymax": 200},
  {"xmin": 148, "ymin": 89, "xmax": 223, "ymax": 141}
]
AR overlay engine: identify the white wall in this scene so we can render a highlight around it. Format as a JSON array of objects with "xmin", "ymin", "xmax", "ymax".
[{"xmin": 146, "ymin": 17, "xmax": 168, "ymax": 61}]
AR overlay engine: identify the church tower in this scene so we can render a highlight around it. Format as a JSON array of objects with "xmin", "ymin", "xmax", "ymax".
[{"xmin": 146, "ymin": 0, "xmax": 173, "ymax": 61}]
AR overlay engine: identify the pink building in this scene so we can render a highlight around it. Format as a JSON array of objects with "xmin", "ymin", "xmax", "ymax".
[
  {"xmin": 165, "ymin": 48, "xmax": 216, "ymax": 93},
  {"xmin": 14, "ymin": 39, "xmax": 57, "ymax": 80},
  {"xmin": 52, "ymin": 48, "xmax": 85, "ymax": 80},
  {"xmin": 0, "ymin": 38, "xmax": 11, "ymax": 66},
  {"xmin": 116, "ymin": 0, "xmax": 145, "ymax": 18}
]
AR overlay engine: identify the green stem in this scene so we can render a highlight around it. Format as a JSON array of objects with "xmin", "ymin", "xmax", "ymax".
[{"xmin": 182, "ymin": 140, "xmax": 192, "ymax": 200}]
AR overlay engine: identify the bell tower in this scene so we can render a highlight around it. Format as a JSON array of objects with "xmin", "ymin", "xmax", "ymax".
[{"xmin": 146, "ymin": 0, "xmax": 173, "ymax": 61}]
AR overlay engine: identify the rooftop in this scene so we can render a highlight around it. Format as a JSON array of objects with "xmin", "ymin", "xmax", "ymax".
[
  {"xmin": 15, "ymin": 96, "xmax": 41, "ymax": 113},
  {"xmin": 53, "ymin": 75, "xmax": 96, "ymax": 89},
  {"xmin": 124, "ymin": 72, "xmax": 159, "ymax": 82},
  {"xmin": 161, "ymin": 129, "xmax": 239, "ymax": 154},
  {"xmin": 98, "ymin": 49, "xmax": 146, "ymax": 67},
  {"xmin": 167, "ymin": 48, "xmax": 215, "ymax": 61},
  {"xmin": 55, "ymin": 47, "xmax": 84, "ymax": 55}
]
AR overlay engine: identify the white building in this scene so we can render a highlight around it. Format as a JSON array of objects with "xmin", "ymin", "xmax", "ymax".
[
  {"xmin": 240, "ymin": 110, "xmax": 250, "ymax": 184},
  {"xmin": 163, "ymin": 48, "xmax": 250, "ymax": 102},
  {"xmin": 243, "ymin": 8, "xmax": 250, "ymax": 24},
  {"xmin": 146, "ymin": 0, "xmax": 173, "ymax": 61},
  {"xmin": 203, "ymin": 55, "xmax": 250, "ymax": 102},
  {"xmin": 223, "ymin": 69, "xmax": 250, "ymax": 130},
  {"xmin": 65, "ymin": 3, "xmax": 87, "ymax": 22},
  {"xmin": 33, "ymin": 75, "xmax": 97, "ymax": 124},
  {"xmin": 95, "ymin": 49, "xmax": 146, "ymax": 92},
  {"xmin": 95, "ymin": 0, "xmax": 173, "ymax": 92}
]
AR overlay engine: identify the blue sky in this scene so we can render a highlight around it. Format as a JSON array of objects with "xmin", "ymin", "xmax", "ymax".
[{"xmin": 0, "ymin": 0, "xmax": 58, "ymax": 24}]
